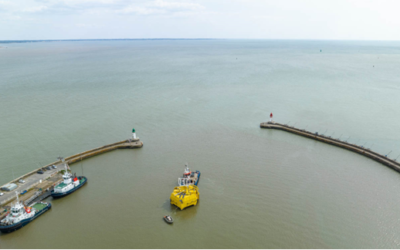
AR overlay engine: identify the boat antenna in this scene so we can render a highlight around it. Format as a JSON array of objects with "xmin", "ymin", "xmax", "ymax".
[
  {"xmin": 15, "ymin": 191, "xmax": 19, "ymax": 204},
  {"xmin": 57, "ymin": 156, "xmax": 66, "ymax": 171}
]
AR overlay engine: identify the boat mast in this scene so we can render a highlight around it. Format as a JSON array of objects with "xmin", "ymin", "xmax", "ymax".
[
  {"xmin": 58, "ymin": 156, "xmax": 69, "ymax": 175},
  {"xmin": 15, "ymin": 191, "xmax": 20, "ymax": 204}
]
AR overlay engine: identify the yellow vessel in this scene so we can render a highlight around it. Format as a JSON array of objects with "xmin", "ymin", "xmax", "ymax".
[{"xmin": 170, "ymin": 184, "xmax": 200, "ymax": 210}]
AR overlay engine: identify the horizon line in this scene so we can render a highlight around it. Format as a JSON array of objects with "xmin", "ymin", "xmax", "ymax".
[{"xmin": 1, "ymin": 38, "xmax": 400, "ymax": 44}]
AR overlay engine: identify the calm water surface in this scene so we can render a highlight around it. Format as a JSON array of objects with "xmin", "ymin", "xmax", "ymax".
[{"xmin": 1, "ymin": 40, "xmax": 400, "ymax": 248}]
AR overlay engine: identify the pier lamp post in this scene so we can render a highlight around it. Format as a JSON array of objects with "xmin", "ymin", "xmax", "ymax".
[{"xmin": 132, "ymin": 128, "xmax": 137, "ymax": 140}]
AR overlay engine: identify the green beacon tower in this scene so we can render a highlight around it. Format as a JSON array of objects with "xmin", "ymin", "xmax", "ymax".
[{"xmin": 132, "ymin": 128, "xmax": 136, "ymax": 139}]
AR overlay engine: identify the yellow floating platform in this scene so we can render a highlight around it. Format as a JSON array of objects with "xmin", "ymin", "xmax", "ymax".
[{"xmin": 170, "ymin": 185, "xmax": 200, "ymax": 210}]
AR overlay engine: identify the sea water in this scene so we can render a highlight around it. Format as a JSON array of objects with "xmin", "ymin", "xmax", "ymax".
[{"xmin": 0, "ymin": 40, "xmax": 400, "ymax": 248}]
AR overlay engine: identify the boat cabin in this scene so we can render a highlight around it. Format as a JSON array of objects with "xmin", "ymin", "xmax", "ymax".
[{"xmin": 178, "ymin": 164, "xmax": 200, "ymax": 186}]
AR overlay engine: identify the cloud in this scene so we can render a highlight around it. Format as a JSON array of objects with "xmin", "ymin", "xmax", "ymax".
[
  {"xmin": 0, "ymin": 0, "xmax": 12, "ymax": 12},
  {"xmin": 76, "ymin": 23, "xmax": 98, "ymax": 28},
  {"xmin": 22, "ymin": 5, "xmax": 48, "ymax": 13},
  {"xmin": 0, "ymin": 0, "xmax": 11, "ymax": 5},
  {"xmin": 118, "ymin": 6, "xmax": 166, "ymax": 15},
  {"xmin": 0, "ymin": 0, "xmax": 206, "ymax": 17},
  {"xmin": 117, "ymin": 0, "xmax": 205, "ymax": 15},
  {"xmin": 38, "ymin": 0, "xmax": 118, "ymax": 6},
  {"xmin": 152, "ymin": 0, "xmax": 204, "ymax": 11},
  {"xmin": 2, "ymin": 14, "xmax": 22, "ymax": 21}
]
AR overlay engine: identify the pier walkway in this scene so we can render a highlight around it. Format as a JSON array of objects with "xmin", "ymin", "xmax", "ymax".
[
  {"xmin": 260, "ymin": 122, "xmax": 400, "ymax": 173},
  {"xmin": 0, "ymin": 139, "xmax": 143, "ymax": 208}
]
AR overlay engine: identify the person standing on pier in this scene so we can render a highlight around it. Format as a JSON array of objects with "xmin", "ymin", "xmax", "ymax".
[{"xmin": 270, "ymin": 113, "xmax": 273, "ymax": 123}]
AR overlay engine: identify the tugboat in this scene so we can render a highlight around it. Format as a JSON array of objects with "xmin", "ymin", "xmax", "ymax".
[
  {"xmin": 170, "ymin": 164, "xmax": 200, "ymax": 210},
  {"xmin": 0, "ymin": 192, "xmax": 51, "ymax": 233},
  {"xmin": 51, "ymin": 158, "xmax": 87, "ymax": 198},
  {"xmin": 178, "ymin": 163, "xmax": 201, "ymax": 186}
]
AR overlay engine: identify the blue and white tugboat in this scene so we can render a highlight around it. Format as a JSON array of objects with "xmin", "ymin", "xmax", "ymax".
[
  {"xmin": 51, "ymin": 158, "xmax": 87, "ymax": 198},
  {"xmin": 178, "ymin": 163, "xmax": 201, "ymax": 186},
  {"xmin": 0, "ymin": 192, "xmax": 51, "ymax": 233}
]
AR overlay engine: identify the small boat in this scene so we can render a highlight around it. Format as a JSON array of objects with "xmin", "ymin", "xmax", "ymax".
[
  {"xmin": 0, "ymin": 192, "xmax": 51, "ymax": 233},
  {"xmin": 51, "ymin": 159, "xmax": 87, "ymax": 198},
  {"xmin": 163, "ymin": 215, "xmax": 173, "ymax": 224}
]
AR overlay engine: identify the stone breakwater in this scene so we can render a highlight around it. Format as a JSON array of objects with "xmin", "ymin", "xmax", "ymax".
[
  {"xmin": 0, "ymin": 139, "xmax": 143, "ymax": 208},
  {"xmin": 260, "ymin": 122, "xmax": 400, "ymax": 173}
]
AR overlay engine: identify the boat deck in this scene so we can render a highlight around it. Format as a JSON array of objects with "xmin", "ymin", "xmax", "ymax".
[
  {"xmin": 180, "ymin": 171, "xmax": 200, "ymax": 186},
  {"xmin": 32, "ymin": 203, "xmax": 47, "ymax": 211},
  {"xmin": 56, "ymin": 183, "xmax": 67, "ymax": 189}
]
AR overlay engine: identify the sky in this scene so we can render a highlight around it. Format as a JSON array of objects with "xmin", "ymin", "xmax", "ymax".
[{"xmin": 0, "ymin": 0, "xmax": 400, "ymax": 40}]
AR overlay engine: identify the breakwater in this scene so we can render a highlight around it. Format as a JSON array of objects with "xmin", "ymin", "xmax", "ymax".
[
  {"xmin": 260, "ymin": 122, "xmax": 400, "ymax": 173},
  {"xmin": 0, "ymin": 138, "xmax": 143, "ymax": 208}
]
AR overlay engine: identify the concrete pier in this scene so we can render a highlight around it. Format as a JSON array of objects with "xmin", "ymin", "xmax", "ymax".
[
  {"xmin": 260, "ymin": 122, "xmax": 400, "ymax": 173},
  {"xmin": 0, "ymin": 139, "xmax": 143, "ymax": 209}
]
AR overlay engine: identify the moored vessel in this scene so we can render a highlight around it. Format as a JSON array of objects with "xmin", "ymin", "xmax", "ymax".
[
  {"xmin": 51, "ymin": 158, "xmax": 87, "ymax": 198},
  {"xmin": 0, "ymin": 192, "xmax": 51, "ymax": 233}
]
